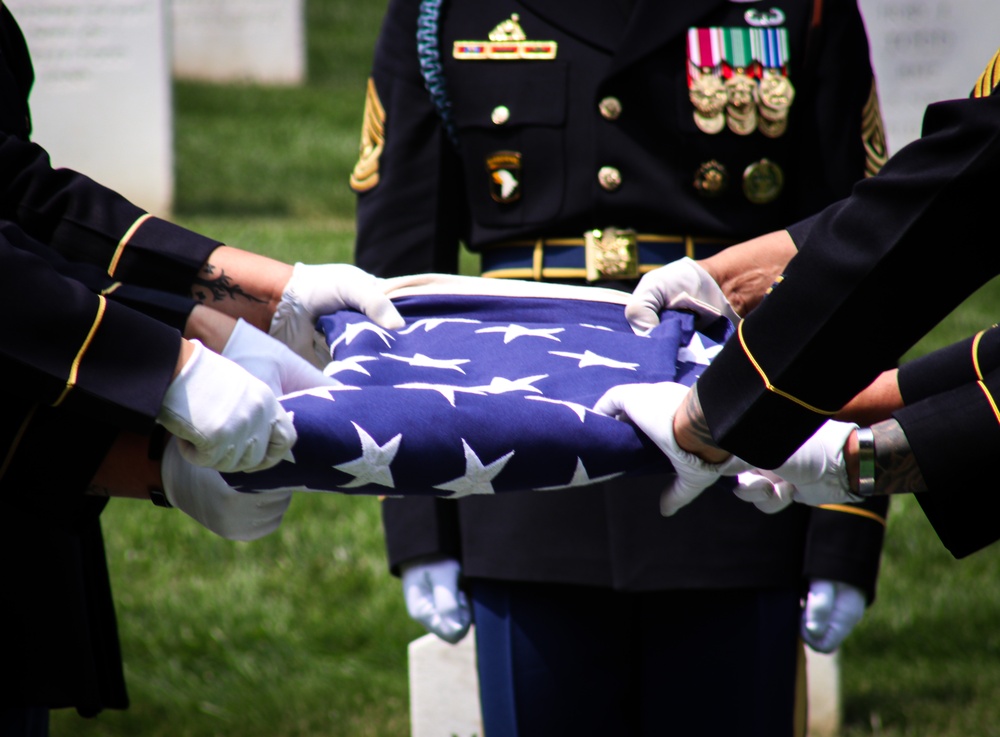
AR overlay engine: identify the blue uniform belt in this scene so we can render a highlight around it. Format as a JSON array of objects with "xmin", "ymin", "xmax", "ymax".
[{"xmin": 479, "ymin": 230, "xmax": 733, "ymax": 281}]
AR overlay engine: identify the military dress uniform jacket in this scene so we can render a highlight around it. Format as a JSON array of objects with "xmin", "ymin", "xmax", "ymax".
[
  {"xmin": 356, "ymin": 0, "xmax": 888, "ymax": 597},
  {"xmin": 0, "ymin": 5, "xmax": 221, "ymax": 715},
  {"xmin": 695, "ymin": 53, "xmax": 1000, "ymax": 556}
]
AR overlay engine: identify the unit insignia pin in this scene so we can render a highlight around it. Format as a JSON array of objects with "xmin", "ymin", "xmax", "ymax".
[{"xmin": 485, "ymin": 151, "xmax": 522, "ymax": 203}]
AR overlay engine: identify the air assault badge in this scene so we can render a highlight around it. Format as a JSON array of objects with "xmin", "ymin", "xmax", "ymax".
[{"xmin": 454, "ymin": 14, "xmax": 557, "ymax": 60}]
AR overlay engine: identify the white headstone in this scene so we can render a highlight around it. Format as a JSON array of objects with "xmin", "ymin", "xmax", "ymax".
[
  {"xmin": 5, "ymin": 0, "xmax": 174, "ymax": 216},
  {"xmin": 170, "ymin": 0, "xmax": 305, "ymax": 85},
  {"xmin": 408, "ymin": 631, "xmax": 483, "ymax": 737},
  {"xmin": 806, "ymin": 649, "xmax": 842, "ymax": 737},
  {"xmin": 858, "ymin": 0, "xmax": 1000, "ymax": 154}
]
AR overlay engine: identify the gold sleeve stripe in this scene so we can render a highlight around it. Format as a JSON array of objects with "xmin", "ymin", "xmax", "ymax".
[
  {"xmin": 975, "ymin": 381, "xmax": 1000, "ymax": 427},
  {"xmin": 0, "ymin": 406, "xmax": 38, "ymax": 485},
  {"xmin": 736, "ymin": 320, "xmax": 838, "ymax": 416},
  {"xmin": 973, "ymin": 49, "xmax": 1000, "ymax": 99},
  {"xmin": 52, "ymin": 295, "xmax": 108, "ymax": 407},
  {"xmin": 100, "ymin": 282, "xmax": 123, "ymax": 297},
  {"xmin": 972, "ymin": 328, "xmax": 988, "ymax": 380},
  {"xmin": 817, "ymin": 503, "xmax": 887, "ymax": 527},
  {"xmin": 107, "ymin": 213, "xmax": 153, "ymax": 277}
]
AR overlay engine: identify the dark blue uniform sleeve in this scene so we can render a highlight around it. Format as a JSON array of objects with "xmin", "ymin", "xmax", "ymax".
[{"xmin": 698, "ymin": 82, "xmax": 1000, "ymax": 468}]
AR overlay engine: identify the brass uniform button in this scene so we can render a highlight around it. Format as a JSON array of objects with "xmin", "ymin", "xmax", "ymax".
[
  {"xmin": 694, "ymin": 160, "xmax": 729, "ymax": 197},
  {"xmin": 598, "ymin": 96, "xmax": 622, "ymax": 121},
  {"xmin": 743, "ymin": 158, "xmax": 784, "ymax": 204},
  {"xmin": 491, "ymin": 105, "xmax": 511, "ymax": 125},
  {"xmin": 598, "ymin": 166, "xmax": 622, "ymax": 191}
]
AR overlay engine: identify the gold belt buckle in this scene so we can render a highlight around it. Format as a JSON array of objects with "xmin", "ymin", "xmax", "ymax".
[{"xmin": 584, "ymin": 227, "xmax": 639, "ymax": 282}]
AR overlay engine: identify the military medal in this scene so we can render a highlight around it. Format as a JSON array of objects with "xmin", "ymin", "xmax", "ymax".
[
  {"xmin": 743, "ymin": 158, "xmax": 784, "ymax": 203},
  {"xmin": 687, "ymin": 28, "xmax": 726, "ymax": 134},
  {"xmin": 722, "ymin": 28, "xmax": 758, "ymax": 135},
  {"xmin": 753, "ymin": 27, "xmax": 794, "ymax": 138},
  {"xmin": 694, "ymin": 160, "xmax": 729, "ymax": 197}
]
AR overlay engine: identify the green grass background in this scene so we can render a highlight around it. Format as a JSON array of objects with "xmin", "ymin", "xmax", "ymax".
[{"xmin": 51, "ymin": 1, "xmax": 1000, "ymax": 735}]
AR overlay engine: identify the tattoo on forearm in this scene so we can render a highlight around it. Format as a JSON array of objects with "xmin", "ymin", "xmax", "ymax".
[
  {"xmin": 192, "ymin": 262, "xmax": 265, "ymax": 306},
  {"xmin": 872, "ymin": 419, "xmax": 928, "ymax": 495},
  {"xmin": 680, "ymin": 387, "xmax": 722, "ymax": 452}
]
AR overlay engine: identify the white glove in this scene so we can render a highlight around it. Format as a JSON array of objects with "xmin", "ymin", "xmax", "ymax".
[
  {"xmin": 772, "ymin": 421, "xmax": 863, "ymax": 506},
  {"xmin": 801, "ymin": 579, "xmax": 866, "ymax": 653},
  {"xmin": 160, "ymin": 436, "xmax": 292, "ymax": 541},
  {"xmin": 400, "ymin": 558, "xmax": 472, "ymax": 644},
  {"xmin": 625, "ymin": 257, "xmax": 740, "ymax": 333},
  {"xmin": 269, "ymin": 262, "xmax": 405, "ymax": 368},
  {"xmin": 223, "ymin": 318, "xmax": 340, "ymax": 394},
  {"xmin": 593, "ymin": 382, "xmax": 751, "ymax": 516},
  {"xmin": 157, "ymin": 340, "xmax": 296, "ymax": 473},
  {"xmin": 732, "ymin": 470, "xmax": 796, "ymax": 514}
]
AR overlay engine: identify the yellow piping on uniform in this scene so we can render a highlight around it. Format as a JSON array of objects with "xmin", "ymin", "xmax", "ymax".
[
  {"xmin": 817, "ymin": 504, "xmax": 887, "ymax": 526},
  {"xmin": 108, "ymin": 213, "xmax": 153, "ymax": 276},
  {"xmin": 53, "ymin": 295, "xmax": 108, "ymax": 407},
  {"xmin": 737, "ymin": 321, "xmax": 837, "ymax": 416}
]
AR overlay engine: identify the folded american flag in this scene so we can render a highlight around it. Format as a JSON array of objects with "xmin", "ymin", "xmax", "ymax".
[{"xmin": 227, "ymin": 275, "xmax": 732, "ymax": 497}]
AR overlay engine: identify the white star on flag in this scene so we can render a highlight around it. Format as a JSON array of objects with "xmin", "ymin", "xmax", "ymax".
[
  {"xmin": 395, "ymin": 382, "xmax": 488, "ymax": 406},
  {"xmin": 526, "ymin": 395, "xmax": 592, "ymax": 422},
  {"xmin": 476, "ymin": 324, "xmax": 565, "ymax": 344},
  {"xmin": 324, "ymin": 355, "xmax": 379, "ymax": 378},
  {"xmin": 380, "ymin": 352, "xmax": 471, "ymax": 373},
  {"xmin": 534, "ymin": 458, "xmax": 623, "ymax": 490},
  {"xmin": 471, "ymin": 375, "xmax": 548, "ymax": 394},
  {"xmin": 433, "ymin": 439, "xmax": 515, "ymax": 498},
  {"xmin": 549, "ymin": 349, "xmax": 640, "ymax": 370},
  {"xmin": 333, "ymin": 422, "xmax": 402, "ymax": 488},
  {"xmin": 678, "ymin": 332, "xmax": 723, "ymax": 365},
  {"xmin": 329, "ymin": 321, "xmax": 395, "ymax": 351},
  {"xmin": 398, "ymin": 317, "xmax": 482, "ymax": 334}
]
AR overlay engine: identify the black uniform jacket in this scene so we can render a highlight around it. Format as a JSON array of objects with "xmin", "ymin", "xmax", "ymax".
[
  {"xmin": 356, "ymin": 0, "xmax": 888, "ymax": 598},
  {"xmin": 695, "ymin": 50, "xmax": 1000, "ymax": 555},
  {"xmin": 0, "ymin": 6, "xmax": 220, "ymax": 714}
]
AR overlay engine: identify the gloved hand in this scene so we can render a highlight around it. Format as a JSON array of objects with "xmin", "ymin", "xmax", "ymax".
[
  {"xmin": 625, "ymin": 257, "xmax": 739, "ymax": 333},
  {"xmin": 771, "ymin": 421, "xmax": 863, "ymax": 506},
  {"xmin": 400, "ymin": 557, "xmax": 472, "ymax": 644},
  {"xmin": 732, "ymin": 469, "xmax": 796, "ymax": 514},
  {"xmin": 801, "ymin": 579, "xmax": 867, "ymax": 653},
  {"xmin": 157, "ymin": 340, "xmax": 296, "ymax": 473},
  {"xmin": 593, "ymin": 382, "xmax": 751, "ymax": 515},
  {"xmin": 269, "ymin": 262, "xmax": 406, "ymax": 368},
  {"xmin": 160, "ymin": 436, "xmax": 292, "ymax": 541},
  {"xmin": 223, "ymin": 318, "xmax": 340, "ymax": 394}
]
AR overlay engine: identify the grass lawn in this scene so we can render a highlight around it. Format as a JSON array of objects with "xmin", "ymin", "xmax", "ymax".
[{"xmin": 50, "ymin": 1, "xmax": 1000, "ymax": 735}]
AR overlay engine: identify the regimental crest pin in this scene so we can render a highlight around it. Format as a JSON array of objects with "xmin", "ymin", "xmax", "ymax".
[
  {"xmin": 485, "ymin": 151, "xmax": 522, "ymax": 203},
  {"xmin": 454, "ymin": 13, "xmax": 557, "ymax": 60}
]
